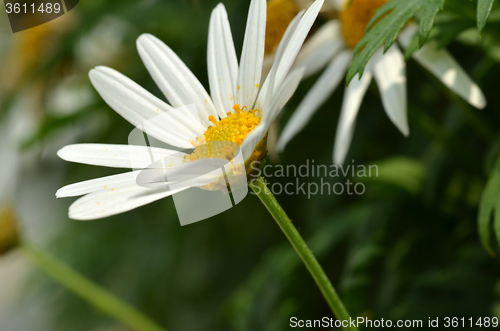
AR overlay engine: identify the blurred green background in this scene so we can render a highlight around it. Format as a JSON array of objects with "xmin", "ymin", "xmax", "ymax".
[{"xmin": 1, "ymin": 0, "xmax": 500, "ymax": 330}]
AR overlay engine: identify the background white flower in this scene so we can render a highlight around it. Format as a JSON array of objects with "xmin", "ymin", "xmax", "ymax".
[{"xmin": 277, "ymin": 0, "xmax": 487, "ymax": 165}]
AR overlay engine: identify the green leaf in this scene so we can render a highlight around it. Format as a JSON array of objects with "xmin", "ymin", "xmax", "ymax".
[
  {"xmin": 478, "ymin": 0, "xmax": 496, "ymax": 34},
  {"xmin": 405, "ymin": 17, "xmax": 474, "ymax": 59},
  {"xmin": 478, "ymin": 157, "xmax": 500, "ymax": 256},
  {"xmin": 433, "ymin": 19, "xmax": 476, "ymax": 48},
  {"xmin": 494, "ymin": 198, "xmax": 500, "ymax": 253},
  {"xmin": 359, "ymin": 156, "xmax": 426, "ymax": 194},
  {"xmin": 478, "ymin": 173, "xmax": 499, "ymax": 256},
  {"xmin": 418, "ymin": 0, "xmax": 445, "ymax": 46},
  {"xmin": 346, "ymin": 0, "xmax": 446, "ymax": 84}
]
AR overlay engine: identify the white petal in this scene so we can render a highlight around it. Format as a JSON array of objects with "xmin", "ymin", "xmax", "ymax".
[
  {"xmin": 334, "ymin": 71, "xmax": 373, "ymax": 165},
  {"xmin": 240, "ymin": 124, "xmax": 268, "ymax": 162},
  {"xmin": 235, "ymin": 0, "xmax": 266, "ymax": 109},
  {"xmin": 57, "ymin": 171, "xmax": 141, "ymax": 198},
  {"xmin": 412, "ymin": 42, "xmax": 486, "ymax": 109},
  {"xmin": 372, "ymin": 46, "xmax": 409, "ymax": 136},
  {"xmin": 278, "ymin": 50, "xmax": 351, "ymax": 152},
  {"xmin": 89, "ymin": 67, "xmax": 203, "ymax": 148},
  {"xmin": 207, "ymin": 4, "xmax": 239, "ymax": 118},
  {"xmin": 241, "ymin": 68, "xmax": 305, "ymax": 160},
  {"xmin": 397, "ymin": 23, "xmax": 418, "ymax": 48},
  {"xmin": 68, "ymin": 182, "xmax": 187, "ymax": 221},
  {"xmin": 265, "ymin": 67, "xmax": 306, "ymax": 124},
  {"xmin": 261, "ymin": 9, "xmax": 304, "ymax": 111},
  {"xmin": 256, "ymin": 0, "xmax": 324, "ymax": 110},
  {"xmin": 159, "ymin": 156, "xmax": 235, "ymax": 188},
  {"xmin": 261, "ymin": 52, "xmax": 276, "ymax": 83},
  {"xmin": 399, "ymin": 23, "xmax": 486, "ymax": 109},
  {"xmin": 136, "ymin": 34, "xmax": 218, "ymax": 124},
  {"xmin": 293, "ymin": 20, "xmax": 345, "ymax": 78},
  {"xmin": 57, "ymin": 144, "xmax": 184, "ymax": 169}
]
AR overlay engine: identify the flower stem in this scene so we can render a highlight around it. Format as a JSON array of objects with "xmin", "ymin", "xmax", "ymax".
[
  {"xmin": 19, "ymin": 242, "xmax": 167, "ymax": 331},
  {"xmin": 250, "ymin": 177, "xmax": 358, "ymax": 331}
]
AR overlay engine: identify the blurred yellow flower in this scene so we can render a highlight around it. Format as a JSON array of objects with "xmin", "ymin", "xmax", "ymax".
[{"xmin": 0, "ymin": 204, "xmax": 19, "ymax": 256}]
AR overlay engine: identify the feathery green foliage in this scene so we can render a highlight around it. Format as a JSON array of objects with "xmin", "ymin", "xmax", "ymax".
[{"xmin": 346, "ymin": 0, "xmax": 445, "ymax": 84}]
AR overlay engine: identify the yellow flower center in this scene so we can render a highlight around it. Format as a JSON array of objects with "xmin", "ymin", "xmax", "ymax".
[
  {"xmin": 265, "ymin": 0, "xmax": 299, "ymax": 55},
  {"xmin": 205, "ymin": 106, "xmax": 261, "ymax": 145},
  {"xmin": 184, "ymin": 106, "xmax": 268, "ymax": 191},
  {"xmin": 340, "ymin": 0, "xmax": 388, "ymax": 49},
  {"xmin": 186, "ymin": 105, "xmax": 261, "ymax": 161}
]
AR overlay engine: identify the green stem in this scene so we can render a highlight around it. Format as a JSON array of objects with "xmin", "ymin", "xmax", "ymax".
[
  {"xmin": 19, "ymin": 242, "xmax": 167, "ymax": 331},
  {"xmin": 250, "ymin": 177, "xmax": 358, "ymax": 331}
]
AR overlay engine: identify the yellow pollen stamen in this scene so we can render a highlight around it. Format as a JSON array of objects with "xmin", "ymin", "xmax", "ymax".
[
  {"xmin": 233, "ymin": 104, "xmax": 243, "ymax": 114},
  {"xmin": 340, "ymin": 0, "xmax": 388, "ymax": 49},
  {"xmin": 208, "ymin": 115, "xmax": 218, "ymax": 125},
  {"xmin": 205, "ymin": 109, "xmax": 260, "ymax": 146},
  {"xmin": 186, "ymin": 106, "xmax": 261, "ymax": 161}
]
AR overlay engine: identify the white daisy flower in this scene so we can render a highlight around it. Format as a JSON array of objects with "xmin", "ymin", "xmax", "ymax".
[
  {"xmin": 56, "ymin": 0, "xmax": 324, "ymax": 220},
  {"xmin": 277, "ymin": 0, "xmax": 487, "ymax": 165}
]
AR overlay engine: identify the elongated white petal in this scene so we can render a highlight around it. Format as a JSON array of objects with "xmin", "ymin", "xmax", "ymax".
[
  {"xmin": 293, "ymin": 20, "xmax": 345, "ymax": 78},
  {"xmin": 57, "ymin": 171, "xmax": 141, "ymax": 197},
  {"xmin": 240, "ymin": 124, "xmax": 268, "ymax": 162},
  {"xmin": 278, "ymin": 51, "xmax": 351, "ymax": 152},
  {"xmin": 256, "ymin": 0, "xmax": 324, "ymax": 110},
  {"xmin": 264, "ymin": 10, "xmax": 305, "ymax": 109},
  {"xmin": 413, "ymin": 43, "xmax": 486, "ymax": 109},
  {"xmin": 262, "ymin": 9, "xmax": 304, "ymax": 111},
  {"xmin": 68, "ymin": 182, "xmax": 187, "ymax": 221},
  {"xmin": 241, "ymin": 68, "xmax": 305, "ymax": 160},
  {"xmin": 207, "ymin": 4, "xmax": 239, "ymax": 118},
  {"xmin": 265, "ymin": 67, "xmax": 306, "ymax": 125},
  {"xmin": 57, "ymin": 144, "xmax": 184, "ymax": 169},
  {"xmin": 136, "ymin": 34, "xmax": 218, "ymax": 124},
  {"xmin": 373, "ymin": 46, "xmax": 409, "ymax": 136},
  {"xmin": 157, "ymin": 156, "xmax": 235, "ymax": 188},
  {"xmin": 236, "ymin": 0, "xmax": 266, "ymax": 109},
  {"xmin": 399, "ymin": 24, "xmax": 486, "ymax": 109},
  {"xmin": 334, "ymin": 71, "xmax": 373, "ymax": 165},
  {"xmin": 89, "ymin": 67, "xmax": 203, "ymax": 148},
  {"xmin": 59, "ymin": 155, "xmax": 234, "ymax": 199}
]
